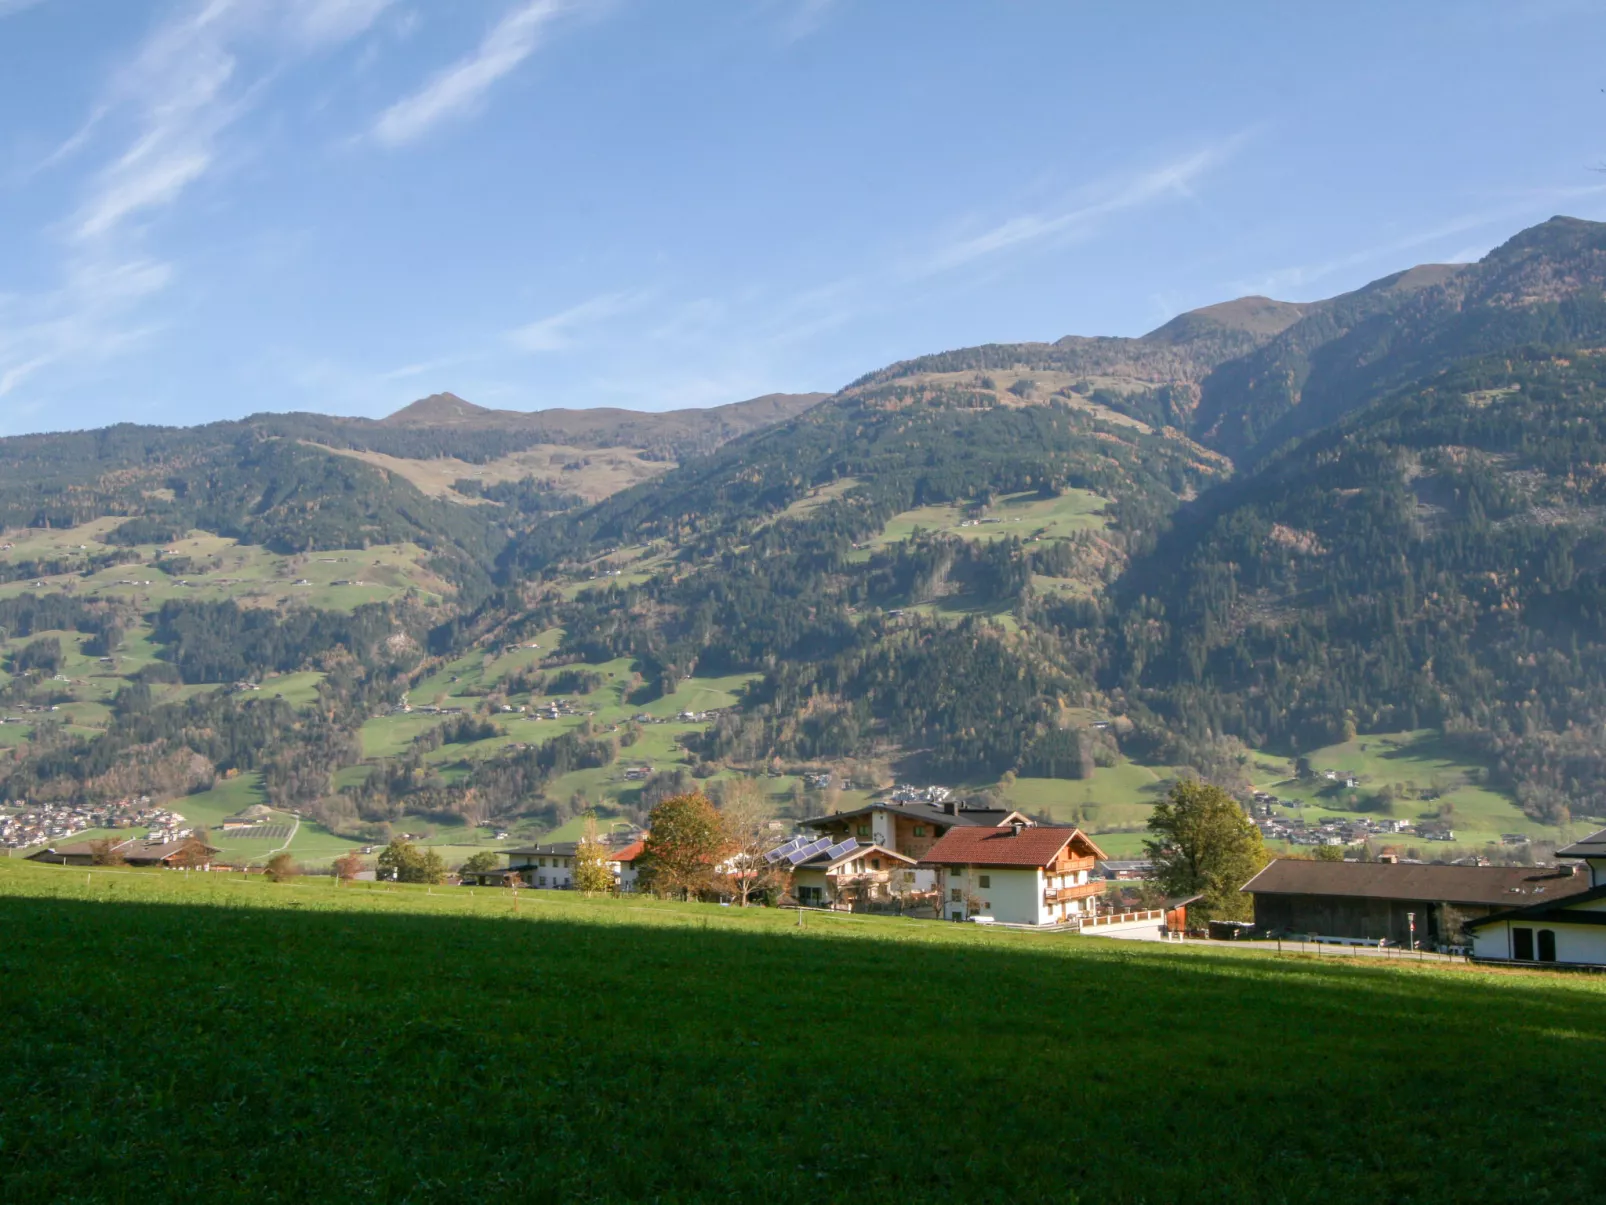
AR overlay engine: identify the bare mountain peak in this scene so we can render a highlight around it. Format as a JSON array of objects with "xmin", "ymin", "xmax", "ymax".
[
  {"xmin": 383, "ymin": 392, "xmax": 497, "ymax": 426},
  {"xmin": 1141, "ymin": 296, "xmax": 1310, "ymax": 345}
]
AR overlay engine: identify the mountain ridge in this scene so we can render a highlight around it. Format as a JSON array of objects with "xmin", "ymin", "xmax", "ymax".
[{"xmin": 6, "ymin": 214, "xmax": 1606, "ymax": 853}]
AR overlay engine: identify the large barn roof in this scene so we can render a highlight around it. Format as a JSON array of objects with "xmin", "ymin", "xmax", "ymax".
[{"xmin": 1241, "ymin": 859, "xmax": 1588, "ymax": 908}]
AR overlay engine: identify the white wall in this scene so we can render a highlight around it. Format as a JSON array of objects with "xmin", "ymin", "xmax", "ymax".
[
  {"xmin": 946, "ymin": 866, "xmax": 1048, "ymax": 925},
  {"xmin": 792, "ymin": 867, "xmax": 830, "ymax": 905},
  {"xmin": 533, "ymin": 856, "xmax": 572, "ymax": 889},
  {"xmin": 1473, "ymin": 918, "xmax": 1606, "ymax": 966}
]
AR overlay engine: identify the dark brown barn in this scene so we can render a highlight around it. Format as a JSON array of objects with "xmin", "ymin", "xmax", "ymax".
[{"xmin": 1241, "ymin": 859, "xmax": 1588, "ymax": 946}]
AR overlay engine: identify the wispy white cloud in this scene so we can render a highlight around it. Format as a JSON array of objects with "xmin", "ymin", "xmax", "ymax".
[
  {"xmin": 915, "ymin": 137, "xmax": 1250, "ymax": 278},
  {"xmin": 0, "ymin": 0, "xmax": 392, "ymax": 408},
  {"xmin": 779, "ymin": 0, "xmax": 837, "ymax": 42},
  {"xmin": 509, "ymin": 289, "xmax": 649, "ymax": 353},
  {"xmin": 372, "ymin": 0, "xmax": 576, "ymax": 146},
  {"xmin": 380, "ymin": 355, "xmax": 461, "ymax": 381},
  {"xmin": 0, "ymin": 257, "xmax": 171, "ymax": 401},
  {"xmin": 1235, "ymin": 184, "xmax": 1606, "ymax": 297},
  {"xmin": 0, "ymin": 0, "xmax": 49, "ymax": 16}
]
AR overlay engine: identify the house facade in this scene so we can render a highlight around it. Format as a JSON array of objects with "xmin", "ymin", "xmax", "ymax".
[
  {"xmin": 459, "ymin": 838, "xmax": 645, "ymax": 891},
  {"xmin": 610, "ymin": 839, "xmax": 645, "ymax": 893},
  {"xmin": 1241, "ymin": 859, "xmax": 1590, "ymax": 947},
  {"xmin": 800, "ymin": 800, "xmax": 1031, "ymax": 892},
  {"xmin": 501, "ymin": 842, "xmax": 578, "ymax": 889},
  {"xmin": 1466, "ymin": 827, "xmax": 1606, "ymax": 966},
  {"xmin": 919, "ymin": 823, "xmax": 1106, "ymax": 926},
  {"xmin": 789, "ymin": 843, "xmax": 918, "ymax": 909}
]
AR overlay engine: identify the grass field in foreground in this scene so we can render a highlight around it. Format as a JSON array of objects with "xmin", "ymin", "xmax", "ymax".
[{"xmin": 1, "ymin": 860, "xmax": 1602, "ymax": 1203}]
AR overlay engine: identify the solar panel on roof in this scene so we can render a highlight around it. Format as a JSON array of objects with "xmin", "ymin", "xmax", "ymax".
[
  {"xmin": 787, "ymin": 836, "xmax": 831, "ymax": 865},
  {"xmin": 765, "ymin": 835, "xmax": 806, "ymax": 863}
]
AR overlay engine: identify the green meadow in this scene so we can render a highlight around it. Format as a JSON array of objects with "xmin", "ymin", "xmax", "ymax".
[
  {"xmin": 0, "ymin": 858, "xmax": 1601, "ymax": 1203},
  {"xmin": 853, "ymin": 487, "xmax": 1110, "ymax": 555}
]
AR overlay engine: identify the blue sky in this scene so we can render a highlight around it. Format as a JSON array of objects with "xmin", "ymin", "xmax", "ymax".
[{"xmin": 2, "ymin": 0, "xmax": 1606, "ymax": 435}]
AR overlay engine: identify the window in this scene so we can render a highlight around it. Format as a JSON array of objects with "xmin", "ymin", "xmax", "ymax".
[
  {"xmin": 539, "ymin": 858, "xmax": 548, "ymax": 867},
  {"xmin": 979, "ymin": 875, "xmax": 991, "ymax": 889},
  {"xmin": 856, "ymin": 825, "xmax": 871, "ymax": 838},
  {"xmin": 950, "ymin": 888, "xmax": 962, "ymax": 902},
  {"xmin": 1538, "ymin": 929, "xmax": 1557, "ymax": 963},
  {"xmin": 871, "ymin": 858, "xmax": 882, "ymax": 871},
  {"xmin": 903, "ymin": 871, "xmax": 916, "ymax": 883},
  {"xmin": 913, "ymin": 826, "xmax": 926, "ymax": 837},
  {"xmin": 1513, "ymin": 927, "xmax": 1535, "ymax": 961},
  {"xmin": 538, "ymin": 876, "xmax": 547, "ymax": 887}
]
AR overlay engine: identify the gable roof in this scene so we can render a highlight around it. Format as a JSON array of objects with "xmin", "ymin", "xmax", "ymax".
[
  {"xmin": 124, "ymin": 838, "xmax": 221, "ymax": 864},
  {"xmin": 919, "ymin": 825, "xmax": 1105, "ymax": 869},
  {"xmin": 795, "ymin": 843, "xmax": 917, "ymax": 872},
  {"xmin": 504, "ymin": 842, "xmax": 579, "ymax": 858},
  {"xmin": 1556, "ymin": 827, "xmax": 1606, "ymax": 860},
  {"xmin": 1464, "ymin": 882, "xmax": 1606, "ymax": 929},
  {"xmin": 27, "ymin": 837, "xmax": 138, "ymax": 861},
  {"xmin": 800, "ymin": 802, "xmax": 1020, "ymax": 831},
  {"xmin": 1240, "ymin": 859, "xmax": 1589, "ymax": 907},
  {"xmin": 609, "ymin": 839, "xmax": 646, "ymax": 864}
]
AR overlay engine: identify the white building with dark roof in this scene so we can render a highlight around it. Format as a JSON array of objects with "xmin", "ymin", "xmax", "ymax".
[{"xmin": 1466, "ymin": 827, "xmax": 1606, "ymax": 967}]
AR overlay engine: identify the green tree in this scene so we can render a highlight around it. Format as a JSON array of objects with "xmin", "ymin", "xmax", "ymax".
[
  {"xmin": 1314, "ymin": 844, "xmax": 1347, "ymax": 862},
  {"xmin": 378, "ymin": 838, "xmax": 447, "ymax": 885},
  {"xmin": 573, "ymin": 816, "xmax": 614, "ymax": 895},
  {"xmin": 1143, "ymin": 779, "xmax": 1267, "ymax": 924},
  {"xmin": 639, "ymin": 792, "xmax": 727, "ymax": 900},
  {"xmin": 459, "ymin": 850, "xmax": 501, "ymax": 874}
]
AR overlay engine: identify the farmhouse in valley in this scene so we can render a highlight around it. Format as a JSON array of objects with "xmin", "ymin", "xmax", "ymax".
[
  {"xmin": 1240, "ymin": 859, "xmax": 1590, "ymax": 948},
  {"xmin": 1466, "ymin": 827, "xmax": 1606, "ymax": 966},
  {"xmin": 460, "ymin": 837, "xmax": 647, "ymax": 891},
  {"xmin": 920, "ymin": 821, "xmax": 1106, "ymax": 925},
  {"xmin": 27, "ymin": 836, "xmax": 221, "ymax": 869},
  {"xmin": 799, "ymin": 798, "xmax": 1032, "ymax": 891}
]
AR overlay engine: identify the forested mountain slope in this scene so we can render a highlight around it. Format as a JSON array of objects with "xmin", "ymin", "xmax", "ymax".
[
  {"xmin": 1192, "ymin": 217, "xmax": 1606, "ymax": 462},
  {"xmin": 1113, "ymin": 347, "xmax": 1606, "ymax": 822}
]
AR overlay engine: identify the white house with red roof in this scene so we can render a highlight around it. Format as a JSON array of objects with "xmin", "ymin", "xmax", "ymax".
[
  {"xmin": 920, "ymin": 822, "xmax": 1107, "ymax": 925},
  {"xmin": 610, "ymin": 839, "xmax": 646, "ymax": 893}
]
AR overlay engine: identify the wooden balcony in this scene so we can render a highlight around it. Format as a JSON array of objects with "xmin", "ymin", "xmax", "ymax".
[{"xmin": 1044, "ymin": 882, "xmax": 1102, "ymax": 904}]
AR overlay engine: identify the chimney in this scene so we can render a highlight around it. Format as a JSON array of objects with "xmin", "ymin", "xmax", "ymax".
[{"xmin": 1010, "ymin": 820, "xmax": 1026, "ymax": 838}]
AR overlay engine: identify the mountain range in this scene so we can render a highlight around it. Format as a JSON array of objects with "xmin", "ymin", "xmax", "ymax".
[{"xmin": 5, "ymin": 214, "xmax": 1606, "ymax": 852}]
